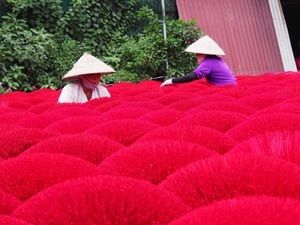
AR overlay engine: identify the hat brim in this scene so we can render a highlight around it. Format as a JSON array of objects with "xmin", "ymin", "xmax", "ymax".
[
  {"xmin": 62, "ymin": 70, "xmax": 115, "ymax": 81},
  {"xmin": 185, "ymin": 49, "xmax": 226, "ymax": 56},
  {"xmin": 62, "ymin": 52, "xmax": 116, "ymax": 80},
  {"xmin": 185, "ymin": 35, "xmax": 226, "ymax": 56}
]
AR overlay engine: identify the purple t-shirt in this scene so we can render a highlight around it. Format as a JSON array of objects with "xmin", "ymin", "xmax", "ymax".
[{"xmin": 194, "ymin": 55, "xmax": 237, "ymax": 85}]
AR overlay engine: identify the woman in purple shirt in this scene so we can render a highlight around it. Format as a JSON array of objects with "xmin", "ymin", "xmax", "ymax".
[{"xmin": 161, "ymin": 35, "xmax": 237, "ymax": 87}]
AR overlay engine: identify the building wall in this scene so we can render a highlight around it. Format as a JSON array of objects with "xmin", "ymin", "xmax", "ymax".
[{"xmin": 176, "ymin": 0, "xmax": 284, "ymax": 75}]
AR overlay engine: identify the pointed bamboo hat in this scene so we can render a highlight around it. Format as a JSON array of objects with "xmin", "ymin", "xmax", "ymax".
[
  {"xmin": 185, "ymin": 35, "xmax": 225, "ymax": 56},
  {"xmin": 62, "ymin": 53, "xmax": 115, "ymax": 80}
]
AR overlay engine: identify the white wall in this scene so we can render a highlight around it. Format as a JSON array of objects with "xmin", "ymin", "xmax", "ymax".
[{"xmin": 269, "ymin": 0, "xmax": 297, "ymax": 71}]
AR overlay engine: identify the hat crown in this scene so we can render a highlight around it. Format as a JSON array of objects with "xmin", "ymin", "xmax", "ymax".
[
  {"xmin": 185, "ymin": 35, "xmax": 225, "ymax": 56},
  {"xmin": 62, "ymin": 53, "xmax": 115, "ymax": 80}
]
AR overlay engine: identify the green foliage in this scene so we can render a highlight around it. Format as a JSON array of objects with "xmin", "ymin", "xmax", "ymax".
[
  {"xmin": 4, "ymin": 0, "xmax": 63, "ymax": 33},
  {"xmin": 0, "ymin": 13, "xmax": 92, "ymax": 91},
  {"xmin": 0, "ymin": 0, "xmax": 202, "ymax": 91},
  {"xmin": 119, "ymin": 8, "xmax": 167, "ymax": 78},
  {"xmin": 110, "ymin": 32, "xmax": 166, "ymax": 78},
  {"xmin": 58, "ymin": 0, "xmax": 141, "ymax": 56},
  {"xmin": 102, "ymin": 69, "xmax": 140, "ymax": 84},
  {"xmin": 44, "ymin": 37, "xmax": 93, "ymax": 89},
  {"xmin": 166, "ymin": 19, "xmax": 202, "ymax": 77},
  {"xmin": 140, "ymin": 0, "xmax": 178, "ymax": 19},
  {"xmin": 0, "ymin": 14, "xmax": 55, "ymax": 91},
  {"xmin": 104, "ymin": 17, "xmax": 202, "ymax": 79},
  {"xmin": 1, "ymin": 65, "xmax": 32, "ymax": 91},
  {"xmin": 0, "ymin": 14, "xmax": 53, "ymax": 63},
  {"xmin": 0, "ymin": 1, "xmax": 10, "ymax": 22}
]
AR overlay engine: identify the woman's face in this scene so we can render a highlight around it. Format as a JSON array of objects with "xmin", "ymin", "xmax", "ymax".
[
  {"xmin": 84, "ymin": 74, "xmax": 101, "ymax": 84},
  {"xmin": 196, "ymin": 54, "xmax": 206, "ymax": 63}
]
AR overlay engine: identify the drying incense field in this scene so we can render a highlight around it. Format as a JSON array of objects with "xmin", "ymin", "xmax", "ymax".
[{"xmin": 0, "ymin": 72, "xmax": 300, "ymax": 225}]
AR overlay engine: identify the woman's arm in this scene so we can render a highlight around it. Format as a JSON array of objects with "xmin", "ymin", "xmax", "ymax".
[
  {"xmin": 172, "ymin": 72, "xmax": 198, "ymax": 83},
  {"xmin": 161, "ymin": 72, "xmax": 198, "ymax": 87}
]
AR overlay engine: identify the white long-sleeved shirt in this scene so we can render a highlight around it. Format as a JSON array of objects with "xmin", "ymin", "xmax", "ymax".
[{"xmin": 58, "ymin": 82, "xmax": 111, "ymax": 103}]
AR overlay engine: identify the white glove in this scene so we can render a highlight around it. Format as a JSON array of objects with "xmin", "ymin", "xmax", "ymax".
[{"xmin": 160, "ymin": 78, "xmax": 173, "ymax": 87}]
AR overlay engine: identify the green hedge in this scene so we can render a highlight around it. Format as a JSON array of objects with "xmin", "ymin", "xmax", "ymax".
[{"xmin": 0, "ymin": 0, "xmax": 202, "ymax": 92}]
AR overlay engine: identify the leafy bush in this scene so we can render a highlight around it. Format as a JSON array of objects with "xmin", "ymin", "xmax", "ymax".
[
  {"xmin": 0, "ymin": 14, "xmax": 55, "ymax": 91},
  {"xmin": 0, "ymin": 14, "xmax": 92, "ymax": 91},
  {"xmin": 3, "ymin": 0, "xmax": 63, "ymax": 33},
  {"xmin": 0, "ymin": 0, "xmax": 202, "ymax": 91},
  {"xmin": 140, "ymin": 0, "xmax": 178, "ymax": 19},
  {"xmin": 166, "ymin": 19, "xmax": 202, "ymax": 77},
  {"xmin": 102, "ymin": 70, "xmax": 140, "ymax": 84},
  {"xmin": 43, "ymin": 37, "xmax": 94, "ymax": 89},
  {"xmin": 58, "ymin": 0, "xmax": 142, "ymax": 56},
  {"xmin": 1, "ymin": 65, "xmax": 32, "ymax": 91},
  {"xmin": 104, "ymin": 16, "xmax": 202, "ymax": 80},
  {"xmin": 110, "ymin": 31, "xmax": 166, "ymax": 79}
]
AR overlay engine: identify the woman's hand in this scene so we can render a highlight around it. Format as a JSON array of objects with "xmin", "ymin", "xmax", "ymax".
[{"xmin": 160, "ymin": 78, "xmax": 173, "ymax": 87}]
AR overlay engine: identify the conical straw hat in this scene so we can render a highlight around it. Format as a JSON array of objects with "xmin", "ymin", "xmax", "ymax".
[
  {"xmin": 185, "ymin": 35, "xmax": 225, "ymax": 56},
  {"xmin": 62, "ymin": 53, "xmax": 115, "ymax": 80}
]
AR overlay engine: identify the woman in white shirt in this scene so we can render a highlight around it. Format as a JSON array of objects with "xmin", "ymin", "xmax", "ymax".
[{"xmin": 58, "ymin": 53, "xmax": 115, "ymax": 103}]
